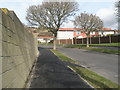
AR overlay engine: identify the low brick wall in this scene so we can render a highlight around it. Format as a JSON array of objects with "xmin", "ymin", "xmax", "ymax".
[
  {"xmin": 0, "ymin": 8, "xmax": 38, "ymax": 88},
  {"xmin": 50, "ymin": 39, "xmax": 73, "ymax": 44},
  {"xmin": 56, "ymin": 39, "xmax": 73, "ymax": 44}
]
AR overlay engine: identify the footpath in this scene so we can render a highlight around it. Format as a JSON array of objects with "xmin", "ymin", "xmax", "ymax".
[{"xmin": 27, "ymin": 47, "xmax": 92, "ymax": 88}]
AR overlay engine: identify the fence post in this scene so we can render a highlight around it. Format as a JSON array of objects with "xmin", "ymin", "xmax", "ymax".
[
  {"xmin": 66, "ymin": 39, "xmax": 67, "ymax": 44},
  {"xmin": 99, "ymin": 35, "xmax": 101, "ymax": 44},
  {"xmin": 81, "ymin": 38, "xmax": 83, "ymax": 44},
  {"xmin": 72, "ymin": 39, "xmax": 73, "ymax": 44},
  {"xmin": 75, "ymin": 38, "xmax": 77, "ymax": 44},
  {"xmin": 59, "ymin": 39, "xmax": 60, "ymax": 44}
]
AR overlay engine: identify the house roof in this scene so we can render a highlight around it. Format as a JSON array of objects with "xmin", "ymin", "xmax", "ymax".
[
  {"xmin": 59, "ymin": 28, "xmax": 82, "ymax": 31},
  {"xmin": 59, "ymin": 28, "xmax": 119, "ymax": 31},
  {"xmin": 101, "ymin": 28, "xmax": 119, "ymax": 31},
  {"xmin": 36, "ymin": 37, "xmax": 53, "ymax": 39}
]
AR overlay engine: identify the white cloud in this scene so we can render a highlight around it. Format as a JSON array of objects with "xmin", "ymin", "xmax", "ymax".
[
  {"xmin": 0, "ymin": 1, "xmax": 117, "ymax": 29},
  {"xmin": 62, "ymin": 7, "xmax": 118, "ymax": 29},
  {"xmin": 0, "ymin": 0, "xmax": 42, "ymax": 2},
  {"xmin": 62, "ymin": 21, "xmax": 75, "ymax": 28},
  {"xmin": 0, "ymin": 0, "xmax": 116, "ymax": 2},
  {"xmin": 0, "ymin": 2, "xmax": 43, "ymax": 24},
  {"xmin": 96, "ymin": 8, "xmax": 118, "ymax": 29}
]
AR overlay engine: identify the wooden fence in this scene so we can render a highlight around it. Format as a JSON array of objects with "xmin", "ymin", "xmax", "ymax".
[{"xmin": 73, "ymin": 35, "xmax": 120, "ymax": 44}]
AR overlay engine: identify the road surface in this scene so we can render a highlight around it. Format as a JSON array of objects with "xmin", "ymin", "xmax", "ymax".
[{"xmin": 57, "ymin": 47, "xmax": 119, "ymax": 84}]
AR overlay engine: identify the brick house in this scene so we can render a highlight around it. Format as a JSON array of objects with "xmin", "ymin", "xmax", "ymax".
[
  {"xmin": 57, "ymin": 28, "xmax": 119, "ymax": 39},
  {"xmin": 55, "ymin": 28, "xmax": 119, "ymax": 44}
]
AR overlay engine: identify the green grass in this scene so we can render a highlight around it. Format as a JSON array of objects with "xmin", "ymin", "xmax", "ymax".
[
  {"xmin": 73, "ymin": 43, "xmax": 120, "ymax": 46},
  {"xmin": 79, "ymin": 47, "xmax": 120, "ymax": 55},
  {"xmin": 90, "ymin": 43, "xmax": 120, "ymax": 46},
  {"xmin": 51, "ymin": 49, "xmax": 78, "ymax": 64},
  {"xmin": 65, "ymin": 45, "xmax": 120, "ymax": 55},
  {"xmin": 51, "ymin": 49, "xmax": 119, "ymax": 89},
  {"xmin": 70, "ymin": 66, "xmax": 119, "ymax": 89}
]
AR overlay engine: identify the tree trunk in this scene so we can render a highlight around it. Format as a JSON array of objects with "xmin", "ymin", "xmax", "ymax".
[
  {"xmin": 45, "ymin": 39, "xmax": 48, "ymax": 45},
  {"xmin": 86, "ymin": 36, "xmax": 89, "ymax": 47},
  {"xmin": 90, "ymin": 36, "xmax": 91, "ymax": 44},
  {"xmin": 53, "ymin": 37, "xmax": 57, "ymax": 50},
  {"xmin": 109, "ymin": 35, "xmax": 111, "ymax": 43}
]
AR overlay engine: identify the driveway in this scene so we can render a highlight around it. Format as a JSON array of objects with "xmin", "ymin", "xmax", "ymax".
[{"xmin": 57, "ymin": 47, "xmax": 119, "ymax": 84}]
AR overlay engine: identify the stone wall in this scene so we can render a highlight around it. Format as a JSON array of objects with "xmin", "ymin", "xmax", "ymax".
[{"xmin": 0, "ymin": 8, "xmax": 38, "ymax": 88}]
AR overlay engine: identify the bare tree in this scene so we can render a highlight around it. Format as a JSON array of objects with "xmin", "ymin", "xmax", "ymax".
[
  {"xmin": 115, "ymin": 1, "xmax": 120, "ymax": 31},
  {"xmin": 73, "ymin": 13, "xmax": 103, "ymax": 47},
  {"xmin": 26, "ymin": 1, "xmax": 78, "ymax": 50},
  {"xmin": 115, "ymin": 1, "xmax": 120, "ymax": 17}
]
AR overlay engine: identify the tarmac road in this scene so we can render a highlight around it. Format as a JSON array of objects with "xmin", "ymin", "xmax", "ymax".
[{"xmin": 57, "ymin": 47, "xmax": 119, "ymax": 84}]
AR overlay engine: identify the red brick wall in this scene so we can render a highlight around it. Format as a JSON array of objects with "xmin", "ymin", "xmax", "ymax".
[{"xmin": 50, "ymin": 39, "xmax": 73, "ymax": 44}]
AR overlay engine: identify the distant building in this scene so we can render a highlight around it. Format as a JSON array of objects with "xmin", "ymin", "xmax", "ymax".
[
  {"xmin": 27, "ymin": 27, "xmax": 53, "ymax": 43},
  {"xmin": 30, "ymin": 27, "xmax": 119, "ymax": 43},
  {"xmin": 57, "ymin": 28, "xmax": 120, "ymax": 39},
  {"xmin": 36, "ymin": 30, "xmax": 53, "ymax": 43},
  {"xmin": 36, "ymin": 37, "xmax": 53, "ymax": 43}
]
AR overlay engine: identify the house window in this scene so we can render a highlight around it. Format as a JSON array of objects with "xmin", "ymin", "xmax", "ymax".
[{"xmin": 76, "ymin": 31, "xmax": 81, "ymax": 35}]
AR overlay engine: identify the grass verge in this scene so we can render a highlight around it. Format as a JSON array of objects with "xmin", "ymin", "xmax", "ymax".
[
  {"xmin": 65, "ymin": 46, "xmax": 120, "ymax": 55},
  {"xmin": 51, "ymin": 49, "xmax": 78, "ymax": 64},
  {"xmin": 51, "ymin": 49, "xmax": 119, "ymax": 89},
  {"xmin": 79, "ymin": 47, "xmax": 120, "ymax": 55},
  {"xmin": 73, "ymin": 43, "xmax": 120, "ymax": 46}
]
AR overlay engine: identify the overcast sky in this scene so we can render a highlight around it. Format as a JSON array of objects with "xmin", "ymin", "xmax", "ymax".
[{"xmin": 0, "ymin": 0, "xmax": 118, "ymax": 29}]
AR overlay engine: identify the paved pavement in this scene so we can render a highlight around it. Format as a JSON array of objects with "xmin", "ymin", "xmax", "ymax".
[
  {"xmin": 28, "ymin": 47, "xmax": 92, "ymax": 88},
  {"xmin": 57, "ymin": 47, "xmax": 119, "ymax": 84}
]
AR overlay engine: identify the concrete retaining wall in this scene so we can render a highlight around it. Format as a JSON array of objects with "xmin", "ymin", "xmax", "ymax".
[{"xmin": 0, "ymin": 8, "xmax": 38, "ymax": 88}]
